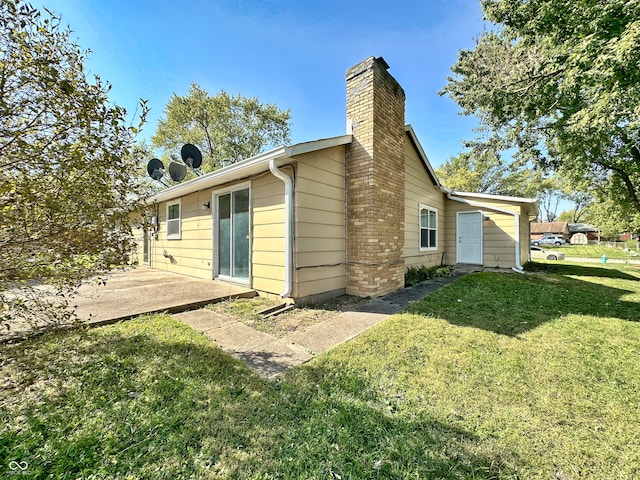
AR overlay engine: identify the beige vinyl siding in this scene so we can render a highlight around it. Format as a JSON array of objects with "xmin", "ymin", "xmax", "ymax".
[
  {"xmin": 146, "ymin": 173, "xmax": 289, "ymax": 295},
  {"xmin": 251, "ymin": 174, "xmax": 286, "ymax": 295},
  {"xmin": 403, "ymin": 136, "xmax": 446, "ymax": 269},
  {"xmin": 443, "ymin": 204, "xmax": 467, "ymax": 265},
  {"xmin": 482, "ymin": 210, "xmax": 517, "ymax": 268},
  {"xmin": 443, "ymin": 202, "xmax": 463, "ymax": 265},
  {"xmin": 131, "ymin": 225, "xmax": 143, "ymax": 265},
  {"xmin": 292, "ymin": 147, "xmax": 346, "ymax": 299},
  {"xmin": 152, "ymin": 190, "xmax": 214, "ymax": 279},
  {"xmin": 443, "ymin": 197, "xmax": 525, "ymax": 268},
  {"xmin": 141, "ymin": 151, "xmax": 345, "ymax": 299}
]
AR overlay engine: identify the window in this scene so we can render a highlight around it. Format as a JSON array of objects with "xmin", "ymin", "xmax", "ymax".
[
  {"xmin": 419, "ymin": 205, "xmax": 437, "ymax": 250},
  {"xmin": 167, "ymin": 201, "xmax": 181, "ymax": 240}
]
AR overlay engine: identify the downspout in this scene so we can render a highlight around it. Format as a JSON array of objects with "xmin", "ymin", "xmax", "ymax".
[
  {"xmin": 269, "ymin": 159, "xmax": 293, "ymax": 297},
  {"xmin": 446, "ymin": 192, "xmax": 524, "ymax": 273}
]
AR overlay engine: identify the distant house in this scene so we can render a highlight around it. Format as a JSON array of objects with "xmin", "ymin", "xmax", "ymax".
[
  {"xmin": 137, "ymin": 57, "xmax": 538, "ymax": 304},
  {"xmin": 619, "ymin": 232, "xmax": 633, "ymax": 241},
  {"xmin": 530, "ymin": 222, "xmax": 570, "ymax": 240}
]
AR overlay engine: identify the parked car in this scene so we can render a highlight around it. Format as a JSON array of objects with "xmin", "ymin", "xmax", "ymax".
[
  {"xmin": 530, "ymin": 246, "xmax": 565, "ymax": 261},
  {"xmin": 531, "ymin": 235, "xmax": 566, "ymax": 246}
]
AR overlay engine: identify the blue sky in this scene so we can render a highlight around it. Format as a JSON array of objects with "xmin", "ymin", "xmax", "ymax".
[{"xmin": 37, "ymin": 0, "xmax": 486, "ymax": 168}]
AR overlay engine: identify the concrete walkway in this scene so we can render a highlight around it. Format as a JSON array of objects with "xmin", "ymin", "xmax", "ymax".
[{"xmin": 174, "ymin": 273, "xmax": 466, "ymax": 378}]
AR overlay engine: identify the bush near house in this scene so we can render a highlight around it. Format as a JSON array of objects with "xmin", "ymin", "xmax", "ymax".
[
  {"xmin": 1, "ymin": 263, "xmax": 639, "ymax": 479},
  {"xmin": 404, "ymin": 265, "xmax": 452, "ymax": 287}
]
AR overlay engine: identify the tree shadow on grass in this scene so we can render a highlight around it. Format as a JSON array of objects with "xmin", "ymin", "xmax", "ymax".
[
  {"xmin": 406, "ymin": 267, "xmax": 640, "ymax": 336},
  {"xmin": 1, "ymin": 320, "xmax": 518, "ymax": 479},
  {"xmin": 524, "ymin": 261, "xmax": 640, "ymax": 280}
]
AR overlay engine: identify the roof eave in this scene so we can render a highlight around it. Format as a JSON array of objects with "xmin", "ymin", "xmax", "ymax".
[
  {"xmin": 147, "ymin": 146, "xmax": 287, "ymax": 204},
  {"xmin": 147, "ymin": 135, "xmax": 353, "ymax": 204},
  {"xmin": 443, "ymin": 188, "xmax": 539, "ymax": 217},
  {"xmin": 285, "ymin": 134, "xmax": 352, "ymax": 157},
  {"xmin": 441, "ymin": 189, "xmax": 538, "ymax": 204}
]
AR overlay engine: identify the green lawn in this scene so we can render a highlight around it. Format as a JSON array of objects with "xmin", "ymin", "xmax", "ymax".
[
  {"xmin": 2, "ymin": 263, "xmax": 640, "ymax": 479},
  {"xmin": 548, "ymin": 243, "xmax": 639, "ymax": 259}
]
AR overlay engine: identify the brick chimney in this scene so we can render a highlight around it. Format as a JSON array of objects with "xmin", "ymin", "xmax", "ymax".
[{"xmin": 345, "ymin": 57, "xmax": 406, "ymax": 297}]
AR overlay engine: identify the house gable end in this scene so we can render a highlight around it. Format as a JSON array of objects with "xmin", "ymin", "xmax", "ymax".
[{"xmin": 405, "ymin": 125, "xmax": 440, "ymax": 188}]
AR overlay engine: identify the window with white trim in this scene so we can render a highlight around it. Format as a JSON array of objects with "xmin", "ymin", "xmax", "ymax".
[
  {"xmin": 166, "ymin": 201, "xmax": 181, "ymax": 240},
  {"xmin": 419, "ymin": 204, "xmax": 437, "ymax": 250}
]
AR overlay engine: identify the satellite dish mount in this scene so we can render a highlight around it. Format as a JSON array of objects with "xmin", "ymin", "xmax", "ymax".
[{"xmin": 146, "ymin": 143, "xmax": 203, "ymax": 184}]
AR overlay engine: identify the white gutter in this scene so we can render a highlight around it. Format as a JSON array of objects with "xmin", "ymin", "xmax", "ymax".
[
  {"xmin": 446, "ymin": 192, "xmax": 524, "ymax": 273},
  {"xmin": 269, "ymin": 159, "xmax": 293, "ymax": 298}
]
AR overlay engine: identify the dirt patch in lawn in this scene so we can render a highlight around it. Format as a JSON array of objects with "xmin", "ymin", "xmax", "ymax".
[{"xmin": 207, "ymin": 295, "xmax": 368, "ymax": 338}]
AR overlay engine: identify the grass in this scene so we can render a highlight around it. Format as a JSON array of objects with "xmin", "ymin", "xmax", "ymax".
[
  {"xmin": 547, "ymin": 243, "xmax": 639, "ymax": 259},
  {"xmin": 208, "ymin": 296, "xmax": 366, "ymax": 338},
  {"xmin": 2, "ymin": 263, "xmax": 640, "ymax": 478}
]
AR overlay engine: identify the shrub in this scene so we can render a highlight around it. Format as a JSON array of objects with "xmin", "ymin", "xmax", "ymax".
[{"xmin": 404, "ymin": 265, "xmax": 452, "ymax": 287}]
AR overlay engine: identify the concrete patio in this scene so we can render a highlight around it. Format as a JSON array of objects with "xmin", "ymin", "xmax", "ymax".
[
  {"xmin": 1, "ymin": 267, "xmax": 256, "ymax": 342},
  {"xmin": 73, "ymin": 268, "xmax": 256, "ymax": 326},
  {"xmin": 3, "ymin": 267, "xmax": 467, "ymax": 378}
]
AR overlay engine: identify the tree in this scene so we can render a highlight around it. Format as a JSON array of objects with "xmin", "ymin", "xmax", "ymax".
[
  {"xmin": 436, "ymin": 149, "xmax": 507, "ymax": 194},
  {"xmin": 152, "ymin": 84, "xmax": 291, "ymax": 172},
  {"xmin": 536, "ymin": 176, "xmax": 563, "ymax": 222},
  {"xmin": 583, "ymin": 196, "xmax": 640, "ymax": 240},
  {"xmin": 441, "ymin": 0, "xmax": 640, "ymax": 218},
  {"xmin": 0, "ymin": 0, "xmax": 148, "ymax": 333},
  {"xmin": 436, "ymin": 149, "xmax": 545, "ymax": 196},
  {"xmin": 436, "ymin": 141, "xmax": 554, "ymax": 204},
  {"xmin": 558, "ymin": 210, "xmax": 577, "ymax": 224},
  {"xmin": 559, "ymin": 189, "xmax": 593, "ymax": 223}
]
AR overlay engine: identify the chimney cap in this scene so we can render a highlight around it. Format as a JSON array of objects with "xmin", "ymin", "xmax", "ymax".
[
  {"xmin": 346, "ymin": 56, "xmax": 390, "ymax": 81},
  {"xmin": 375, "ymin": 57, "xmax": 390, "ymax": 70}
]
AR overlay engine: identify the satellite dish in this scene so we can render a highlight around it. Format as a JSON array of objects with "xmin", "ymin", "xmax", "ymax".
[
  {"xmin": 147, "ymin": 158, "xmax": 165, "ymax": 181},
  {"xmin": 181, "ymin": 143, "xmax": 203, "ymax": 169},
  {"xmin": 168, "ymin": 161, "xmax": 187, "ymax": 182}
]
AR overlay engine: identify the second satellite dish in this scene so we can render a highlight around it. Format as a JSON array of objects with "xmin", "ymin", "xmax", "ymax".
[
  {"xmin": 168, "ymin": 161, "xmax": 187, "ymax": 182},
  {"xmin": 181, "ymin": 143, "xmax": 203, "ymax": 169},
  {"xmin": 147, "ymin": 158, "xmax": 165, "ymax": 180}
]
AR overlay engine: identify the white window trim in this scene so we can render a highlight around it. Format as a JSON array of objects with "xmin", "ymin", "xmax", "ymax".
[
  {"xmin": 419, "ymin": 203, "xmax": 438, "ymax": 251},
  {"xmin": 166, "ymin": 199, "xmax": 181, "ymax": 240}
]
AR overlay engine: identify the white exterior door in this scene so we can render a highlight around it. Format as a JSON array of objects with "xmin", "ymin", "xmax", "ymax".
[{"xmin": 457, "ymin": 211, "xmax": 483, "ymax": 264}]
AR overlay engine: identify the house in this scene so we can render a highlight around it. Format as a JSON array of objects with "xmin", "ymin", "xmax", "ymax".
[
  {"xmin": 530, "ymin": 222, "xmax": 570, "ymax": 241},
  {"xmin": 619, "ymin": 232, "xmax": 632, "ymax": 242},
  {"xmin": 138, "ymin": 57, "xmax": 538, "ymax": 303}
]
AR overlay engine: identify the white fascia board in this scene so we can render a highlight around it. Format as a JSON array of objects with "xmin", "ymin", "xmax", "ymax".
[
  {"xmin": 442, "ymin": 187, "xmax": 539, "ymax": 218},
  {"xmin": 440, "ymin": 187, "xmax": 537, "ymax": 204},
  {"xmin": 147, "ymin": 135, "xmax": 353, "ymax": 205},
  {"xmin": 285, "ymin": 134, "xmax": 352, "ymax": 157}
]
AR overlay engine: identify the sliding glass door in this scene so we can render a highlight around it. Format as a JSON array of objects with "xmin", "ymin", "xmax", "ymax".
[{"xmin": 216, "ymin": 187, "xmax": 250, "ymax": 282}]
